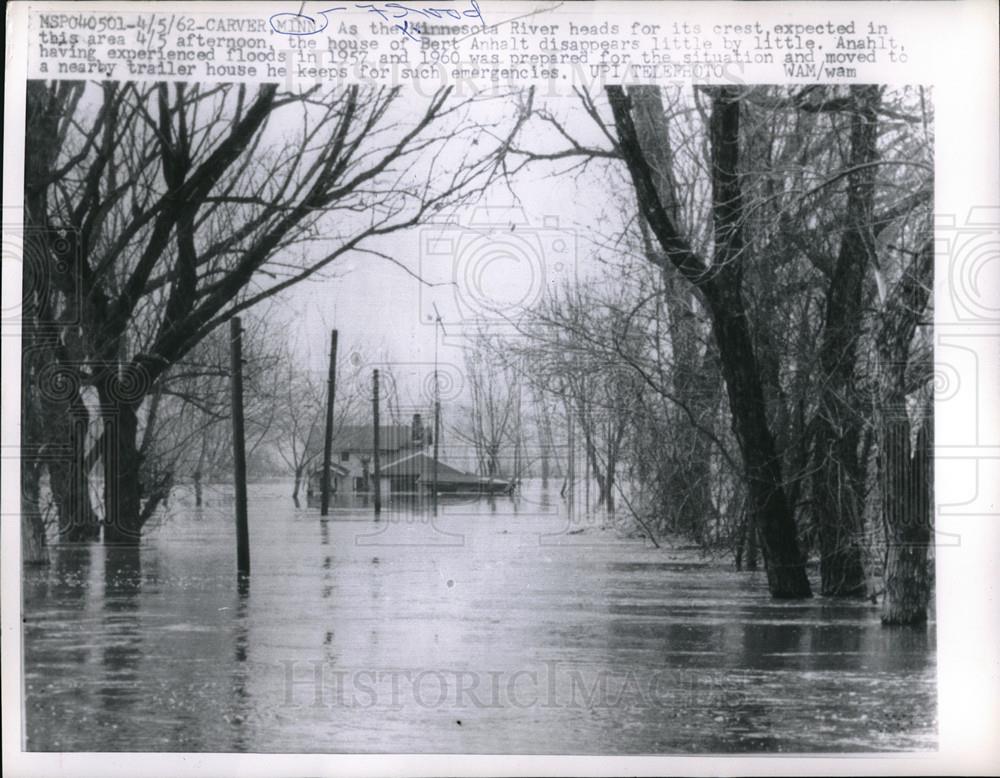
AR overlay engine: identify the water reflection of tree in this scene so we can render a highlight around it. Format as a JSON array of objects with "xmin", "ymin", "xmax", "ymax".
[
  {"xmin": 23, "ymin": 544, "xmax": 96, "ymax": 749},
  {"xmin": 98, "ymin": 547, "xmax": 144, "ymax": 721}
]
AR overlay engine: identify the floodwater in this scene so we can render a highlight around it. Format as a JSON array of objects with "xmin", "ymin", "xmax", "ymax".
[{"xmin": 22, "ymin": 480, "xmax": 936, "ymax": 753}]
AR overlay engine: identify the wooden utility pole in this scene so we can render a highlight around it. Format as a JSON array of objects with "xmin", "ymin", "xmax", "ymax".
[
  {"xmin": 320, "ymin": 329, "xmax": 339, "ymax": 516},
  {"xmin": 372, "ymin": 369, "xmax": 381, "ymax": 516},
  {"xmin": 230, "ymin": 318, "xmax": 250, "ymax": 578},
  {"xmin": 431, "ymin": 304, "xmax": 443, "ymax": 516},
  {"xmin": 432, "ymin": 396, "xmax": 440, "ymax": 515}
]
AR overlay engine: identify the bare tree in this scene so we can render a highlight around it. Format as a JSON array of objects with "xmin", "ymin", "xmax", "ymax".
[
  {"xmin": 607, "ymin": 85, "xmax": 812, "ymax": 597},
  {"xmin": 508, "ymin": 85, "xmax": 932, "ymax": 602},
  {"xmin": 137, "ymin": 312, "xmax": 282, "ymax": 515},
  {"xmin": 516, "ymin": 281, "xmax": 645, "ymax": 513},
  {"xmin": 23, "ymin": 80, "xmax": 527, "ymax": 545},
  {"xmin": 273, "ymin": 344, "xmax": 366, "ymax": 506},
  {"xmin": 455, "ymin": 332, "xmax": 521, "ymax": 478}
]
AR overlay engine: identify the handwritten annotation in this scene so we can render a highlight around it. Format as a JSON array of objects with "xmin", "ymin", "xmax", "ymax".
[{"xmin": 270, "ymin": 1, "xmax": 486, "ymax": 42}]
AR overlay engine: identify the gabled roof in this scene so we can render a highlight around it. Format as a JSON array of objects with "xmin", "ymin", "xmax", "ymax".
[
  {"xmin": 380, "ymin": 452, "xmax": 483, "ymax": 484},
  {"xmin": 305, "ymin": 424, "xmax": 419, "ymax": 457},
  {"xmin": 308, "ymin": 462, "xmax": 351, "ymax": 478}
]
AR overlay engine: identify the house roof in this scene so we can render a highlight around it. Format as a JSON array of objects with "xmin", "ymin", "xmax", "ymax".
[
  {"xmin": 380, "ymin": 452, "xmax": 483, "ymax": 484},
  {"xmin": 305, "ymin": 424, "xmax": 420, "ymax": 458},
  {"xmin": 308, "ymin": 462, "xmax": 351, "ymax": 478}
]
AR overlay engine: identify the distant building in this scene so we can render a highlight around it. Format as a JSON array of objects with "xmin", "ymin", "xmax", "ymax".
[
  {"xmin": 306, "ymin": 413, "xmax": 429, "ymax": 497},
  {"xmin": 305, "ymin": 412, "xmax": 510, "ymax": 499},
  {"xmin": 379, "ymin": 450, "xmax": 509, "ymax": 494}
]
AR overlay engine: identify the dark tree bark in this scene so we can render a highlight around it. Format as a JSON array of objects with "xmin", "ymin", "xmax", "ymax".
[
  {"xmin": 880, "ymin": 404, "xmax": 933, "ymax": 625},
  {"xmin": 24, "ymin": 81, "xmax": 515, "ymax": 542},
  {"xmin": 668, "ymin": 331, "xmax": 718, "ymax": 536},
  {"xmin": 703, "ymin": 277, "xmax": 811, "ymax": 597},
  {"xmin": 99, "ymin": 378, "xmax": 143, "ymax": 545},
  {"xmin": 629, "ymin": 86, "xmax": 718, "ymax": 538},
  {"xmin": 42, "ymin": 387, "xmax": 100, "ymax": 541},
  {"xmin": 735, "ymin": 508, "xmax": 760, "ymax": 572},
  {"xmin": 810, "ymin": 85, "xmax": 881, "ymax": 597},
  {"xmin": 292, "ymin": 463, "xmax": 306, "ymax": 508},
  {"xmin": 746, "ymin": 517, "xmax": 759, "ymax": 571},
  {"xmin": 608, "ymin": 85, "xmax": 811, "ymax": 598},
  {"xmin": 21, "ymin": 449, "xmax": 48, "ymax": 565},
  {"xmin": 878, "ymin": 240, "xmax": 934, "ymax": 625},
  {"xmin": 23, "ymin": 81, "xmax": 104, "ymax": 546}
]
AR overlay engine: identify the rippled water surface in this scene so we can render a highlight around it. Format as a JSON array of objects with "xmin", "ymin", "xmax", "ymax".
[{"xmin": 23, "ymin": 481, "xmax": 936, "ymax": 753}]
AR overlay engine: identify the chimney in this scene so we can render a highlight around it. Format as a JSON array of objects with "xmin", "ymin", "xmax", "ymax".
[{"xmin": 412, "ymin": 413, "xmax": 423, "ymax": 443}]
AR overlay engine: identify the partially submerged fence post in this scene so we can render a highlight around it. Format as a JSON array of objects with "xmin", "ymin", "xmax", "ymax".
[
  {"xmin": 230, "ymin": 317, "xmax": 250, "ymax": 578},
  {"xmin": 320, "ymin": 330, "xmax": 339, "ymax": 517},
  {"xmin": 373, "ymin": 369, "xmax": 381, "ymax": 517}
]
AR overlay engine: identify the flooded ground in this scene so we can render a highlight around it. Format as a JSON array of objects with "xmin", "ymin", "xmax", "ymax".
[{"xmin": 22, "ymin": 480, "xmax": 936, "ymax": 753}]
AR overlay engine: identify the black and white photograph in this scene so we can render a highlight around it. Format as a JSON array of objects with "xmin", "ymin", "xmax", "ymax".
[{"xmin": 3, "ymin": 1, "xmax": 998, "ymax": 775}]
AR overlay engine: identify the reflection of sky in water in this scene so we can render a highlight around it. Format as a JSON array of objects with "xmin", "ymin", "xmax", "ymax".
[{"xmin": 23, "ymin": 480, "xmax": 936, "ymax": 753}]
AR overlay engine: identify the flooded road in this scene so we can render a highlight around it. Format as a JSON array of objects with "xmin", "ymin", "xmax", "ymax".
[{"xmin": 23, "ymin": 481, "xmax": 936, "ymax": 753}]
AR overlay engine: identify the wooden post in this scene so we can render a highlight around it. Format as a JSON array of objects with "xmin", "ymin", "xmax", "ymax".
[
  {"xmin": 230, "ymin": 318, "xmax": 250, "ymax": 578},
  {"xmin": 372, "ymin": 369, "xmax": 381, "ymax": 516},
  {"xmin": 320, "ymin": 330, "xmax": 339, "ymax": 516},
  {"xmin": 432, "ymin": 397, "xmax": 440, "ymax": 515}
]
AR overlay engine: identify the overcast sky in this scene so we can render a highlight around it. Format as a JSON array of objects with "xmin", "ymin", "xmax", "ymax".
[{"xmin": 279, "ymin": 92, "xmax": 627, "ymax": 409}]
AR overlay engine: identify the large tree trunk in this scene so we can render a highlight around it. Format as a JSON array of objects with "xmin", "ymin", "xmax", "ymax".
[
  {"xmin": 21, "ymin": 459, "xmax": 48, "ymax": 565},
  {"xmin": 21, "ymin": 347, "xmax": 50, "ymax": 564},
  {"xmin": 746, "ymin": 517, "xmax": 759, "ymax": 571},
  {"xmin": 100, "ymin": 386, "xmax": 143, "ymax": 545},
  {"xmin": 880, "ymin": 410, "xmax": 933, "ymax": 625},
  {"xmin": 45, "ymin": 392, "xmax": 101, "ymax": 541},
  {"xmin": 27, "ymin": 344, "xmax": 101, "ymax": 541},
  {"xmin": 813, "ymin": 423, "xmax": 868, "ymax": 596},
  {"xmin": 735, "ymin": 502, "xmax": 760, "ymax": 572},
  {"xmin": 877, "ymin": 240, "xmax": 934, "ymax": 625},
  {"xmin": 23, "ymin": 82, "xmax": 101, "ymax": 545},
  {"xmin": 611, "ymin": 84, "xmax": 811, "ymax": 598},
  {"xmin": 704, "ymin": 89, "xmax": 810, "ymax": 599},
  {"xmin": 810, "ymin": 85, "xmax": 880, "ymax": 597},
  {"xmin": 705, "ymin": 280, "xmax": 812, "ymax": 597},
  {"xmin": 666, "ymin": 335, "xmax": 719, "ymax": 538},
  {"xmin": 630, "ymin": 85, "xmax": 718, "ymax": 540}
]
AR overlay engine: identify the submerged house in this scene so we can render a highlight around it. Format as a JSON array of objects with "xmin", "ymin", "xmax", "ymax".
[
  {"xmin": 380, "ymin": 451, "xmax": 512, "ymax": 495},
  {"xmin": 306, "ymin": 414, "xmax": 429, "ymax": 499},
  {"xmin": 306, "ymin": 413, "xmax": 511, "ymax": 499}
]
